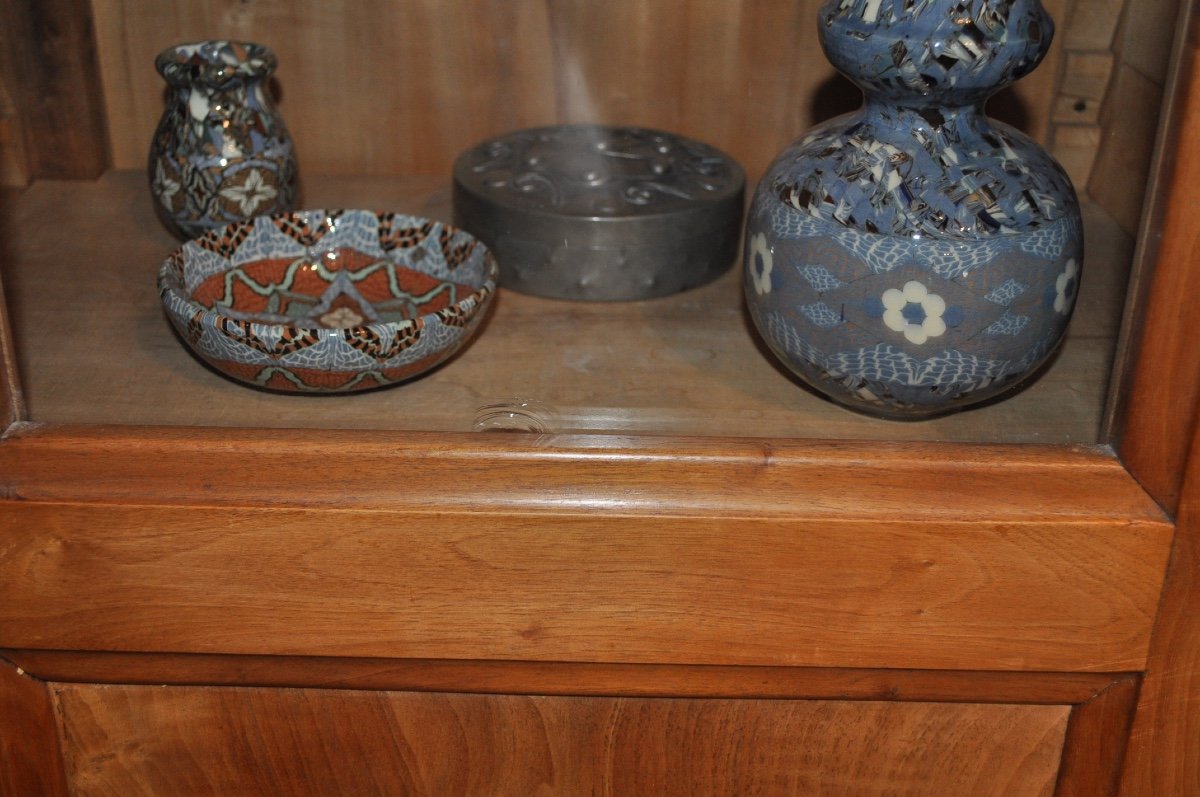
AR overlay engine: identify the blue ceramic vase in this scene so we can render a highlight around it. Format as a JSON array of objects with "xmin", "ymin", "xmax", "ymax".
[
  {"xmin": 149, "ymin": 41, "xmax": 298, "ymax": 240},
  {"xmin": 744, "ymin": 0, "xmax": 1082, "ymax": 418}
]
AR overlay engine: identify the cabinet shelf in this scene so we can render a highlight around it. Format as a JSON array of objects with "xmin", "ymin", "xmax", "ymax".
[{"xmin": 5, "ymin": 169, "xmax": 1132, "ymax": 443}]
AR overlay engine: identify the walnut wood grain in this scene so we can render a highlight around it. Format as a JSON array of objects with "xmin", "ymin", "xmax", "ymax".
[
  {"xmin": 1113, "ymin": 19, "xmax": 1200, "ymax": 779},
  {"xmin": 53, "ymin": 683, "xmax": 1069, "ymax": 796},
  {"xmin": 1119, "ymin": 385, "xmax": 1200, "ymax": 790},
  {"xmin": 0, "ymin": 423, "xmax": 1171, "ymax": 673},
  {"xmin": 0, "ymin": 655, "xmax": 68, "ymax": 797},
  {"xmin": 0, "ymin": 257, "xmax": 25, "ymax": 429},
  {"xmin": 0, "ymin": 0, "xmax": 109, "ymax": 179},
  {"xmin": 0, "ymin": 492, "xmax": 1170, "ymax": 672},
  {"xmin": 86, "ymin": 0, "xmax": 1065, "ymax": 184},
  {"xmin": 0, "ymin": 424, "xmax": 1167, "ymax": 521},
  {"xmin": 0, "ymin": 77, "xmax": 28, "ymax": 187},
  {"xmin": 2, "ymin": 649, "xmax": 1126, "ymax": 704},
  {"xmin": 1054, "ymin": 675, "xmax": 1139, "ymax": 797}
]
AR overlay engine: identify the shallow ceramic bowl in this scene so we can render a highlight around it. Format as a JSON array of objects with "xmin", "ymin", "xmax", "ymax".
[{"xmin": 158, "ymin": 209, "xmax": 497, "ymax": 392}]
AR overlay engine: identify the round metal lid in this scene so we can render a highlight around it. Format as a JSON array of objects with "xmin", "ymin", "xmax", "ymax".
[{"xmin": 452, "ymin": 125, "xmax": 745, "ymax": 301}]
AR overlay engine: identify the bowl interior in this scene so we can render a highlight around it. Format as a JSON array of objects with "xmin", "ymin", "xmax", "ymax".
[
  {"xmin": 189, "ymin": 247, "xmax": 478, "ymax": 328},
  {"xmin": 166, "ymin": 210, "xmax": 495, "ymax": 331}
]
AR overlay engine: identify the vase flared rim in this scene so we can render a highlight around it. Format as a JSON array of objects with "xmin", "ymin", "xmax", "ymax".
[{"xmin": 155, "ymin": 40, "xmax": 277, "ymax": 88}]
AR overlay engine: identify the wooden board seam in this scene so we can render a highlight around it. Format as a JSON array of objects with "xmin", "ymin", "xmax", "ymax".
[{"xmin": 3, "ymin": 649, "xmax": 1132, "ymax": 705}]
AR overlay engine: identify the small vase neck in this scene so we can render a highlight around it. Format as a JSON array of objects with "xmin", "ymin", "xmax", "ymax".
[{"xmin": 156, "ymin": 41, "xmax": 276, "ymax": 90}]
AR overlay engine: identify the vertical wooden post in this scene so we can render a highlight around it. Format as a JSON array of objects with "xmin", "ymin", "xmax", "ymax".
[
  {"xmin": 1111, "ymin": 1, "xmax": 1199, "ymax": 515},
  {"xmin": 1054, "ymin": 676, "xmax": 1140, "ymax": 797},
  {"xmin": 0, "ymin": 269, "xmax": 24, "ymax": 429},
  {"xmin": 0, "ymin": 0, "xmax": 110, "ymax": 180},
  {"xmin": 0, "ymin": 656, "xmax": 68, "ymax": 796},
  {"xmin": 0, "ymin": 75, "xmax": 29, "ymax": 187},
  {"xmin": 1118, "ymin": 419, "xmax": 1200, "ymax": 792}
]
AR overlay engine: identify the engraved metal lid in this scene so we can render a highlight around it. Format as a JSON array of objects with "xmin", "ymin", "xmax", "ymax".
[{"xmin": 452, "ymin": 125, "xmax": 745, "ymax": 301}]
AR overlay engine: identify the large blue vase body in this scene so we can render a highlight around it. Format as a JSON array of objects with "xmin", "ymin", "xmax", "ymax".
[{"xmin": 744, "ymin": 0, "xmax": 1082, "ymax": 418}]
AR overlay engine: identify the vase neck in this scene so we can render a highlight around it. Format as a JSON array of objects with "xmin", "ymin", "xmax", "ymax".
[
  {"xmin": 170, "ymin": 81, "xmax": 260, "ymax": 102},
  {"xmin": 156, "ymin": 41, "xmax": 277, "ymax": 90},
  {"xmin": 860, "ymin": 99, "xmax": 990, "ymax": 135}
]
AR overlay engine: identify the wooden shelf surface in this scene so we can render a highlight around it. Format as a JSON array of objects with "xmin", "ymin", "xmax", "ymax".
[{"xmin": 1, "ymin": 170, "xmax": 1133, "ymax": 443}]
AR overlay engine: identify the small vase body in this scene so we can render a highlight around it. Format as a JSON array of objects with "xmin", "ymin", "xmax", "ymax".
[
  {"xmin": 744, "ymin": 0, "xmax": 1082, "ymax": 418},
  {"xmin": 149, "ymin": 41, "xmax": 298, "ymax": 240}
]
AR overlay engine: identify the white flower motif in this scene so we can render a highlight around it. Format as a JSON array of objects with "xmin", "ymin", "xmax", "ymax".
[
  {"xmin": 749, "ymin": 233, "xmax": 774, "ymax": 296},
  {"xmin": 153, "ymin": 160, "xmax": 181, "ymax": 209},
  {"xmin": 882, "ymin": 280, "xmax": 947, "ymax": 345},
  {"xmin": 319, "ymin": 307, "xmax": 364, "ymax": 328},
  {"xmin": 220, "ymin": 168, "xmax": 278, "ymax": 216},
  {"xmin": 1054, "ymin": 258, "xmax": 1079, "ymax": 314}
]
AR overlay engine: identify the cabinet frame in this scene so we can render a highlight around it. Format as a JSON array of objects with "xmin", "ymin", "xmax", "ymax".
[{"xmin": 2, "ymin": 1, "xmax": 1199, "ymax": 794}]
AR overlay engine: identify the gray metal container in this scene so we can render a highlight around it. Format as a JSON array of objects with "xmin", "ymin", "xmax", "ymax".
[{"xmin": 452, "ymin": 125, "xmax": 745, "ymax": 301}]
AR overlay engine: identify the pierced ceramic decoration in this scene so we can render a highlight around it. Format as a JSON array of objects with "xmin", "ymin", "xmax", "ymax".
[
  {"xmin": 745, "ymin": 0, "xmax": 1082, "ymax": 418},
  {"xmin": 149, "ymin": 40, "xmax": 298, "ymax": 240},
  {"xmin": 453, "ymin": 125, "xmax": 744, "ymax": 301},
  {"xmin": 158, "ymin": 210, "xmax": 497, "ymax": 392}
]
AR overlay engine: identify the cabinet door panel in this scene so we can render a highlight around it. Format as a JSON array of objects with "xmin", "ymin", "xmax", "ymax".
[{"xmin": 55, "ymin": 684, "xmax": 1069, "ymax": 797}]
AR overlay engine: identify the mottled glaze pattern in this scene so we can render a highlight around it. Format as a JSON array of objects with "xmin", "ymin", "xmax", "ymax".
[
  {"xmin": 821, "ymin": 0, "xmax": 1052, "ymax": 105},
  {"xmin": 745, "ymin": 0, "xmax": 1082, "ymax": 417},
  {"xmin": 158, "ymin": 210, "xmax": 497, "ymax": 392},
  {"xmin": 149, "ymin": 41, "xmax": 298, "ymax": 240}
]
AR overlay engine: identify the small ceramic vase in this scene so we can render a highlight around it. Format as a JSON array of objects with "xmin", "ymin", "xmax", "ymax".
[
  {"xmin": 148, "ymin": 40, "xmax": 298, "ymax": 240},
  {"xmin": 744, "ymin": 0, "xmax": 1082, "ymax": 419}
]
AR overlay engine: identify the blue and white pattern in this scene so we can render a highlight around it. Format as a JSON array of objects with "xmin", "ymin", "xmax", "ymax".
[
  {"xmin": 799, "ymin": 265, "xmax": 844, "ymax": 292},
  {"xmin": 743, "ymin": 0, "xmax": 1083, "ymax": 417},
  {"xmin": 985, "ymin": 278, "xmax": 1029, "ymax": 306},
  {"xmin": 984, "ymin": 311, "xmax": 1031, "ymax": 337},
  {"xmin": 801, "ymin": 302, "xmax": 845, "ymax": 329}
]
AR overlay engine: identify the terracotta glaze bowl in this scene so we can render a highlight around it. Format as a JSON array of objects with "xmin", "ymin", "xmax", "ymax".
[{"xmin": 158, "ymin": 209, "xmax": 497, "ymax": 392}]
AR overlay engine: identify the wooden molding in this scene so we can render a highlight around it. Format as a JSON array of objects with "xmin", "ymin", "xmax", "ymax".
[
  {"xmin": 1119, "ymin": 375, "xmax": 1200, "ymax": 791},
  {"xmin": 1055, "ymin": 675, "xmax": 1140, "ymax": 797},
  {"xmin": 0, "ymin": 261, "xmax": 25, "ymax": 429},
  {"xmin": 1111, "ymin": 0, "xmax": 1200, "ymax": 514},
  {"xmin": 3, "ymin": 649, "xmax": 1125, "ymax": 704},
  {"xmin": 0, "ymin": 427, "xmax": 1173, "ymax": 673},
  {"xmin": 0, "ymin": 655, "xmax": 68, "ymax": 797},
  {"xmin": 0, "ymin": 424, "xmax": 1166, "ymax": 521}
]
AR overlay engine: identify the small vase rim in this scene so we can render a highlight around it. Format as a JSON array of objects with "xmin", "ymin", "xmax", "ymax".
[{"xmin": 155, "ymin": 40, "xmax": 277, "ymax": 88}]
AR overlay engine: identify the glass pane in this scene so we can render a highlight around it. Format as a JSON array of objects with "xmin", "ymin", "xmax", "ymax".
[{"xmin": 0, "ymin": 0, "xmax": 1179, "ymax": 444}]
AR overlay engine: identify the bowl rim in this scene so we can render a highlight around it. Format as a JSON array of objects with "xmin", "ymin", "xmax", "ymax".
[{"xmin": 157, "ymin": 208, "xmax": 499, "ymax": 343}]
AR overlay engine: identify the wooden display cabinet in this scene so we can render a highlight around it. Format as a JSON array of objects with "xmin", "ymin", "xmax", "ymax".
[{"xmin": 1, "ymin": 1, "xmax": 1198, "ymax": 794}]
